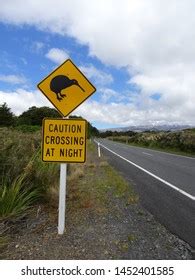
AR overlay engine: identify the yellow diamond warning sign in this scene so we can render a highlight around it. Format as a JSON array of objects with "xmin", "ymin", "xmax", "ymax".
[
  {"xmin": 42, "ymin": 118, "xmax": 87, "ymax": 162},
  {"xmin": 37, "ymin": 59, "xmax": 96, "ymax": 117}
]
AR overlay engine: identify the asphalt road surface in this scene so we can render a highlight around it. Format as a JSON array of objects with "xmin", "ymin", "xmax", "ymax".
[{"xmin": 95, "ymin": 139, "xmax": 195, "ymax": 249}]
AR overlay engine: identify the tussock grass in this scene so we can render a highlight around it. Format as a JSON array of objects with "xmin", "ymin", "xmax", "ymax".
[
  {"xmin": 0, "ymin": 127, "xmax": 41, "ymax": 183},
  {"xmin": 99, "ymin": 161, "xmax": 109, "ymax": 167},
  {"xmin": 67, "ymin": 164, "xmax": 84, "ymax": 183},
  {"xmin": 0, "ymin": 173, "xmax": 40, "ymax": 220},
  {"xmin": 0, "ymin": 127, "xmax": 61, "ymax": 251},
  {"xmin": 0, "ymin": 128, "xmax": 59, "ymax": 220}
]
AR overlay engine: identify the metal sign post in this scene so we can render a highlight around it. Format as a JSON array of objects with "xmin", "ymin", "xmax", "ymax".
[
  {"xmin": 58, "ymin": 162, "xmax": 67, "ymax": 234},
  {"xmin": 58, "ymin": 115, "xmax": 67, "ymax": 235}
]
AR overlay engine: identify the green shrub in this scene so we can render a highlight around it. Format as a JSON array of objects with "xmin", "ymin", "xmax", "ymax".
[
  {"xmin": 0, "ymin": 127, "xmax": 41, "ymax": 183},
  {"xmin": 110, "ymin": 130, "xmax": 195, "ymax": 154},
  {"xmin": 14, "ymin": 125, "xmax": 41, "ymax": 133}
]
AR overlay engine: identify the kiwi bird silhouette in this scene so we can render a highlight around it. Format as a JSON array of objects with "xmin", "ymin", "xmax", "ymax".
[{"xmin": 50, "ymin": 75, "xmax": 85, "ymax": 101}]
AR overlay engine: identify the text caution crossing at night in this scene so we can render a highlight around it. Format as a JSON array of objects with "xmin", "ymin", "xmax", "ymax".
[{"xmin": 42, "ymin": 118, "xmax": 87, "ymax": 163}]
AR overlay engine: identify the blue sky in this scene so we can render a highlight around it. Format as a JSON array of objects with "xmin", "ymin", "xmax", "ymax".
[{"xmin": 0, "ymin": 0, "xmax": 195, "ymax": 129}]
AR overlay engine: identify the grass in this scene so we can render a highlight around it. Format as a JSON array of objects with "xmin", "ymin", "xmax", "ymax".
[
  {"xmin": 127, "ymin": 234, "xmax": 137, "ymax": 243},
  {"xmin": 0, "ymin": 127, "xmax": 41, "ymax": 183},
  {"xmin": 66, "ymin": 141, "xmax": 138, "ymax": 215},
  {"xmin": 0, "ymin": 173, "xmax": 40, "ymax": 220},
  {"xmin": 102, "ymin": 164, "xmax": 138, "ymax": 201},
  {"xmin": 0, "ymin": 127, "xmax": 61, "ymax": 253},
  {"xmin": 0, "ymin": 127, "xmax": 59, "ymax": 220}
]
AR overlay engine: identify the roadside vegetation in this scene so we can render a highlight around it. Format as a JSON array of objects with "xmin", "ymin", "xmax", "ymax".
[
  {"xmin": 0, "ymin": 127, "xmax": 59, "ymax": 249},
  {"xmin": 100, "ymin": 129, "xmax": 195, "ymax": 156},
  {"xmin": 0, "ymin": 103, "xmax": 99, "ymax": 250},
  {"xmin": 66, "ymin": 142, "xmax": 138, "ymax": 214}
]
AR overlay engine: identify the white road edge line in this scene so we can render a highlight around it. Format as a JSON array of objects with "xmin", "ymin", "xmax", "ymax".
[{"xmin": 95, "ymin": 141, "xmax": 195, "ymax": 201}]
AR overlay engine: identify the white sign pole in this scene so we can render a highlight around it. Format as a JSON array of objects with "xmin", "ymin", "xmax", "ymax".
[
  {"xmin": 98, "ymin": 142, "xmax": 101, "ymax": 158},
  {"xmin": 58, "ymin": 115, "xmax": 68, "ymax": 235},
  {"xmin": 58, "ymin": 163, "xmax": 67, "ymax": 234}
]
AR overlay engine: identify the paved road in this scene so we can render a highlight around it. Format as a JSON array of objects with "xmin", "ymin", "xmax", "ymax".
[{"xmin": 95, "ymin": 139, "xmax": 195, "ymax": 249}]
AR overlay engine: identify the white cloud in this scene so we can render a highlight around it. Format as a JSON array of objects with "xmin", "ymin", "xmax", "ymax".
[
  {"xmin": 98, "ymin": 88, "xmax": 118, "ymax": 103},
  {"xmin": 0, "ymin": 74, "xmax": 26, "ymax": 84},
  {"xmin": 76, "ymin": 99, "xmax": 195, "ymax": 127},
  {"xmin": 80, "ymin": 64, "xmax": 113, "ymax": 86},
  {"xmin": 0, "ymin": 89, "xmax": 51, "ymax": 115},
  {"xmin": 45, "ymin": 48, "xmax": 69, "ymax": 64},
  {"xmin": 0, "ymin": 0, "xmax": 195, "ymax": 126}
]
